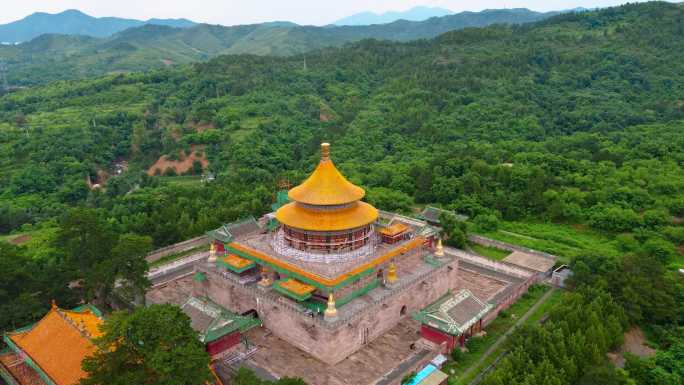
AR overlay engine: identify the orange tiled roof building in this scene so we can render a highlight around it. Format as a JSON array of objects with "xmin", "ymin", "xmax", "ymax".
[
  {"xmin": 194, "ymin": 143, "xmax": 470, "ymax": 365},
  {"xmin": 0, "ymin": 303, "xmax": 103, "ymax": 385}
]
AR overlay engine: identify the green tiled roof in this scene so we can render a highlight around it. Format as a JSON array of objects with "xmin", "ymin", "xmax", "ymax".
[
  {"xmin": 413, "ymin": 289, "xmax": 492, "ymax": 336},
  {"xmin": 181, "ymin": 297, "xmax": 261, "ymax": 343}
]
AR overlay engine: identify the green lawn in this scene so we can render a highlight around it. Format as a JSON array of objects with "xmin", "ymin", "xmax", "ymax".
[
  {"xmin": 525, "ymin": 289, "xmax": 563, "ymax": 325},
  {"xmin": 444, "ymin": 285, "xmax": 550, "ymax": 384},
  {"xmin": 474, "ymin": 221, "xmax": 620, "ymax": 263},
  {"xmin": 468, "ymin": 243, "xmax": 511, "ymax": 261}
]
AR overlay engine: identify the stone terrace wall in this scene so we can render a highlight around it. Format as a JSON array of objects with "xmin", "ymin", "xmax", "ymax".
[
  {"xmin": 145, "ymin": 235, "xmax": 209, "ymax": 263},
  {"xmin": 446, "ymin": 247, "xmax": 542, "ymax": 327},
  {"xmin": 481, "ymin": 274, "xmax": 538, "ymax": 326},
  {"xmin": 448, "ymin": 248, "xmax": 532, "ymax": 279},
  {"xmin": 197, "ymin": 257, "xmax": 460, "ymax": 365}
]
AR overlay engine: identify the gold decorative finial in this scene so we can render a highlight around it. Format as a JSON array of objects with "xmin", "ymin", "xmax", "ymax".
[
  {"xmin": 387, "ymin": 263, "xmax": 397, "ymax": 284},
  {"xmin": 324, "ymin": 293, "xmax": 337, "ymax": 320},
  {"xmin": 208, "ymin": 242, "xmax": 217, "ymax": 264},
  {"xmin": 435, "ymin": 238, "xmax": 444, "ymax": 257},
  {"xmin": 51, "ymin": 299, "xmax": 57, "ymax": 310},
  {"xmin": 321, "ymin": 142, "xmax": 331, "ymax": 160}
]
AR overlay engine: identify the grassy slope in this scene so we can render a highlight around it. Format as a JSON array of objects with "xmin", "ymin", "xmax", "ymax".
[
  {"xmin": 474, "ymin": 221, "xmax": 620, "ymax": 263},
  {"xmin": 468, "ymin": 243, "xmax": 512, "ymax": 261}
]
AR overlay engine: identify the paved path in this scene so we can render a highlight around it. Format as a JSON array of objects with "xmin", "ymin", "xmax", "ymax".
[
  {"xmin": 461, "ymin": 287, "xmax": 557, "ymax": 383},
  {"xmin": 375, "ymin": 349, "xmax": 432, "ymax": 385}
]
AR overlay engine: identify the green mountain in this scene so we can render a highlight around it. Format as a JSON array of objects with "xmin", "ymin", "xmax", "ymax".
[
  {"xmin": 0, "ymin": 8, "xmax": 561, "ymax": 86},
  {"xmin": 0, "ymin": 9, "xmax": 196, "ymax": 43},
  {"xmin": 333, "ymin": 6, "xmax": 453, "ymax": 25},
  {"xmin": 2, "ymin": 0, "xmax": 684, "ymax": 244}
]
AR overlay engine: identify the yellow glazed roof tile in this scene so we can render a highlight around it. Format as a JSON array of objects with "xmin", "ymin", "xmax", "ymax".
[
  {"xmin": 275, "ymin": 201, "xmax": 378, "ymax": 231},
  {"xmin": 8, "ymin": 306, "xmax": 103, "ymax": 385},
  {"xmin": 278, "ymin": 279, "xmax": 316, "ymax": 296},
  {"xmin": 223, "ymin": 254, "xmax": 254, "ymax": 269},
  {"xmin": 287, "ymin": 143, "xmax": 365, "ymax": 205},
  {"xmin": 378, "ymin": 223, "xmax": 409, "ymax": 237}
]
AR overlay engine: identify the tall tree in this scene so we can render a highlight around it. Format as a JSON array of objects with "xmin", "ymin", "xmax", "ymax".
[
  {"xmin": 80, "ymin": 304, "xmax": 211, "ymax": 385},
  {"xmin": 55, "ymin": 208, "xmax": 151, "ymax": 306}
]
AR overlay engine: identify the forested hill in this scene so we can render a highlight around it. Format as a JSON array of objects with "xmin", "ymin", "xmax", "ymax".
[
  {"xmin": 0, "ymin": 9, "xmax": 196, "ymax": 43},
  {"xmin": 0, "ymin": 8, "xmax": 559, "ymax": 86},
  {"xmin": 2, "ymin": 1, "xmax": 684, "ymax": 249}
]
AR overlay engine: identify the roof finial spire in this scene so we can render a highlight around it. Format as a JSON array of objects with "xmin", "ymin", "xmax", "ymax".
[
  {"xmin": 321, "ymin": 142, "xmax": 330, "ymax": 161},
  {"xmin": 51, "ymin": 299, "xmax": 57, "ymax": 310}
]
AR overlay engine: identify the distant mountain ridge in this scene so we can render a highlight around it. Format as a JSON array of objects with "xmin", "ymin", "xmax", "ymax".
[
  {"xmin": 0, "ymin": 8, "xmax": 565, "ymax": 85},
  {"xmin": 0, "ymin": 9, "xmax": 195, "ymax": 43},
  {"xmin": 333, "ymin": 6, "xmax": 453, "ymax": 26}
]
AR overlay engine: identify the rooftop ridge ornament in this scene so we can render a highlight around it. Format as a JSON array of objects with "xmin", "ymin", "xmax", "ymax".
[{"xmin": 320, "ymin": 142, "xmax": 330, "ymax": 160}]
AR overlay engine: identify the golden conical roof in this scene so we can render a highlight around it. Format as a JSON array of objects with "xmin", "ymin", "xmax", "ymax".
[
  {"xmin": 288, "ymin": 143, "xmax": 365, "ymax": 206},
  {"xmin": 275, "ymin": 201, "xmax": 378, "ymax": 231}
]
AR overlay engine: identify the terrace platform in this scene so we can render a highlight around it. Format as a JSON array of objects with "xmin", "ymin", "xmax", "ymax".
[{"xmin": 239, "ymin": 317, "xmax": 436, "ymax": 385}]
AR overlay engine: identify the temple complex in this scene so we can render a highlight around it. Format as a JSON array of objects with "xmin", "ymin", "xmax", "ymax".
[
  {"xmin": 144, "ymin": 142, "xmax": 553, "ymax": 384},
  {"xmin": 0, "ymin": 303, "xmax": 104, "ymax": 385},
  {"xmin": 191, "ymin": 143, "xmax": 464, "ymax": 365}
]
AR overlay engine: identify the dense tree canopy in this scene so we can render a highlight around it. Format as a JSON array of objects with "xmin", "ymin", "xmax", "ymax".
[
  {"xmin": 80, "ymin": 304, "xmax": 212, "ymax": 385},
  {"xmin": 2, "ymin": 3, "xmax": 684, "ymax": 248}
]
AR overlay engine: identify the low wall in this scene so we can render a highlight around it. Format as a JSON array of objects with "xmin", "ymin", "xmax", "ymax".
[
  {"xmin": 447, "ymin": 248, "xmax": 532, "ymax": 279},
  {"xmin": 469, "ymin": 234, "xmax": 557, "ymax": 261},
  {"xmin": 445, "ymin": 246, "xmax": 542, "ymax": 327},
  {"xmin": 148, "ymin": 253, "xmax": 207, "ymax": 286},
  {"xmin": 145, "ymin": 235, "xmax": 210, "ymax": 263},
  {"xmin": 481, "ymin": 274, "xmax": 539, "ymax": 326}
]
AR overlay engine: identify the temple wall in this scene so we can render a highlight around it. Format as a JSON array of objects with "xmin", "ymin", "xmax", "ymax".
[
  {"xmin": 198, "ymin": 256, "xmax": 460, "ymax": 365},
  {"xmin": 332, "ymin": 272, "xmax": 378, "ymax": 301}
]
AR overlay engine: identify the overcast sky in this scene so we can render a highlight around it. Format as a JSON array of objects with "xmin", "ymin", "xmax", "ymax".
[{"xmin": 2, "ymin": 0, "xmax": 649, "ymax": 26}]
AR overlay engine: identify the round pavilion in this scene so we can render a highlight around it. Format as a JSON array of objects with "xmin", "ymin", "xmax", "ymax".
[{"xmin": 275, "ymin": 143, "xmax": 379, "ymax": 257}]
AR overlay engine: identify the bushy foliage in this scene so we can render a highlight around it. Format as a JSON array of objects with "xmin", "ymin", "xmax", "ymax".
[
  {"xmin": 481, "ymin": 289, "xmax": 628, "ymax": 385},
  {"xmin": 2, "ymin": 3, "xmax": 684, "ymax": 247},
  {"xmin": 80, "ymin": 305, "xmax": 212, "ymax": 385}
]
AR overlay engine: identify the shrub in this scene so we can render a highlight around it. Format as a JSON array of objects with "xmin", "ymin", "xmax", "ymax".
[
  {"xmin": 164, "ymin": 167, "xmax": 177, "ymax": 177},
  {"xmin": 474, "ymin": 213, "xmax": 499, "ymax": 232},
  {"xmin": 451, "ymin": 347, "xmax": 464, "ymax": 362}
]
